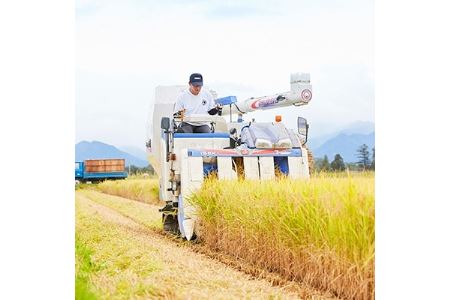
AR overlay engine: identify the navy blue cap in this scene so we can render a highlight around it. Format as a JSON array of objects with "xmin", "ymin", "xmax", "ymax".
[{"xmin": 189, "ymin": 73, "xmax": 203, "ymax": 86}]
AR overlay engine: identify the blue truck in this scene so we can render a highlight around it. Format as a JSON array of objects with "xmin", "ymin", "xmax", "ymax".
[{"xmin": 75, "ymin": 159, "xmax": 128, "ymax": 182}]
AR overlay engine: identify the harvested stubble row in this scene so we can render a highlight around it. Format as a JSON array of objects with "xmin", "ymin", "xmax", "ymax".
[{"xmin": 96, "ymin": 178, "xmax": 161, "ymax": 205}]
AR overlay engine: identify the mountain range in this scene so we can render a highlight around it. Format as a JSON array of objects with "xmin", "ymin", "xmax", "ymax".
[
  {"xmin": 309, "ymin": 121, "xmax": 375, "ymax": 163},
  {"xmin": 75, "ymin": 141, "xmax": 148, "ymax": 167}
]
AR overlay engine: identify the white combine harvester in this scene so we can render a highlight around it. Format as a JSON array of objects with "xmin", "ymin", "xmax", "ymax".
[{"xmin": 146, "ymin": 73, "xmax": 313, "ymax": 240}]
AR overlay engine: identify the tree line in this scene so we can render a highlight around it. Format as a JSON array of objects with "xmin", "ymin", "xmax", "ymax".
[
  {"xmin": 314, "ymin": 144, "xmax": 375, "ymax": 172},
  {"xmin": 126, "ymin": 164, "xmax": 155, "ymax": 176}
]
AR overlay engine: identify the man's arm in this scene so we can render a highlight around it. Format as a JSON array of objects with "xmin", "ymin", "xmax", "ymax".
[{"xmin": 173, "ymin": 94, "xmax": 184, "ymax": 114}]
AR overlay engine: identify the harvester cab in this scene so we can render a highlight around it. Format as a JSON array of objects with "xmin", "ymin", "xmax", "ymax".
[{"xmin": 147, "ymin": 73, "xmax": 313, "ymax": 240}]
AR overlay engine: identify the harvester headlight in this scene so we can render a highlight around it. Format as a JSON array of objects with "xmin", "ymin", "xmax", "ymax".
[
  {"xmin": 255, "ymin": 138, "xmax": 272, "ymax": 149},
  {"xmin": 275, "ymin": 138, "xmax": 293, "ymax": 149}
]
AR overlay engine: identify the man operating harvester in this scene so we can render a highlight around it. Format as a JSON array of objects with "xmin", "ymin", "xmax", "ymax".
[{"xmin": 174, "ymin": 73, "xmax": 222, "ymax": 133}]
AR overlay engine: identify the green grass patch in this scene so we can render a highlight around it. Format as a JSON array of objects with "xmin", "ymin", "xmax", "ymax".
[
  {"xmin": 75, "ymin": 194, "xmax": 166, "ymax": 299},
  {"xmin": 75, "ymin": 237, "xmax": 99, "ymax": 300}
]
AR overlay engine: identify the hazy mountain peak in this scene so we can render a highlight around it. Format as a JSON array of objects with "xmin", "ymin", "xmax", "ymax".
[
  {"xmin": 308, "ymin": 121, "xmax": 374, "ymax": 150},
  {"xmin": 75, "ymin": 140, "xmax": 148, "ymax": 167},
  {"xmin": 312, "ymin": 131, "xmax": 375, "ymax": 163}
]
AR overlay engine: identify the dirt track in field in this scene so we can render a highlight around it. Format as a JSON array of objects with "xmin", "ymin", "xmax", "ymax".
[{"xmin": 76, "ymin": 190, "xmax": 337, "ymax": 299}]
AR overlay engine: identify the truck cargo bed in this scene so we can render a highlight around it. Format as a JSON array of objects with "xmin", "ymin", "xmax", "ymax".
[{"xmin": 84, "ymin": 159, "xmax": 126, "ymax": 173}]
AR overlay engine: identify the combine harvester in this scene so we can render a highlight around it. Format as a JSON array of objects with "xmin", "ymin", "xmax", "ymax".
[{"xmin": 147, "ymin": 73, "xmax": 313, "ymax": 240}]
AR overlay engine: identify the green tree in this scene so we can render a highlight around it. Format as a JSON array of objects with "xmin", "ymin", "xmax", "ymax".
[
  {"xmin": 321, "ymin": 155, "xmax": 330, "ymax": 171},
  {"xmin": 126, "ymin": 165, "xmax": 155, "ymax": 176},
  {"xmin": 312, "ymin": 157, "xmax": 322, "ymax": 173},
  {"xmin": 357, "ymin": 144, "xmax": 371, "ymax": 170},
  {"xmin": 330, "ymin": 154, "xmax": 346, "ymax": 171},
  {"xmin": 370, "ymin": 147, "xmax": 375, "ymax": 170}
]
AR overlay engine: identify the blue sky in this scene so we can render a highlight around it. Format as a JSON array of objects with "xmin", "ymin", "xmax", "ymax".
[{"xmin": 76, "ymin": 0, "xmax": 374, "ymax": 148}]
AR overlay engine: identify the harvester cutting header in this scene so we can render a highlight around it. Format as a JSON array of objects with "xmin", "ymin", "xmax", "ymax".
[{"xmin": 146, "ymin": 72, "xmax": 313, "ymax": 240}]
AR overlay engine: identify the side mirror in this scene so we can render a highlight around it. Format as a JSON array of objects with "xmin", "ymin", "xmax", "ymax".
[
  {"xmin": 161, "ymin": 117, "xmax": 170, "ymax": 131},
  {"xmin": 297, "ymin": 117, "xmax": 309, "ymax": 144}
]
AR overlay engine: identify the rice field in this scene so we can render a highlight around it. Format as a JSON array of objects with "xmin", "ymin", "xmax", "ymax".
[
  {"xmin": 90, "ymin": 172, "xmax": 374, "ymax": 299},
  {"xmin": 190, "ymin": 172, "xmax": 375, "ymax": 300}
]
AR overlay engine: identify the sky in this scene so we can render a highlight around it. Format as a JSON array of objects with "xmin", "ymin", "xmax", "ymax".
[{"xmin": 76, "ymin": 0, "xmax": 374, "ymax": 149}]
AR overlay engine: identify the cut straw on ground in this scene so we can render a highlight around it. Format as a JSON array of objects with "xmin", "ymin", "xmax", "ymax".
[{"xmin": 76, "ymin": 191, "xmax": 313, "ymax": 299}]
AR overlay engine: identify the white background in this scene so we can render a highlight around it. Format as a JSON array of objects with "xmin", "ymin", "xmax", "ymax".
[{"xmin": 0, "ymin": 0, "xmax": 449, "ymax": 298}]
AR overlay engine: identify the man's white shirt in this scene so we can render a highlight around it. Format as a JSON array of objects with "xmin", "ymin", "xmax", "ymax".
[{"xmin": 173, "ymin": 88, "xmax": 215, "ymax": 126}]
